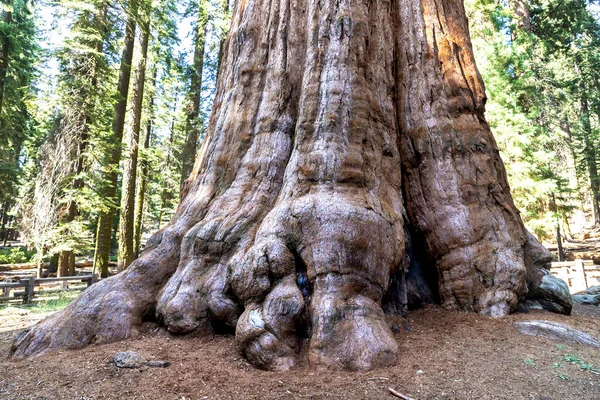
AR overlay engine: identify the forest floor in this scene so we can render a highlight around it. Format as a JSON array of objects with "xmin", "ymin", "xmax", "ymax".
[{"xmin": 1, "ymin": 304, "xmax": 599, "ymax": 400}]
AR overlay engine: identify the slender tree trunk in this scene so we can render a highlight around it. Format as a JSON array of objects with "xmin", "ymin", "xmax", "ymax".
[
  {"xmin": 58, "ymin": 251, "xmax": 76, "ymax": 277},
  {"xmin": 134, "ymin": 68, "xmax": 157, "ymax": 257},
  {"xmin": 509, "ymin": 0, "xmax": 531, "ymax": 33},
  {"xmin": 180, "ymin": 0, "xmax": 209, "ymax": 185},
  {"xmin": 561, "ymin": 214, "xmax": 573, "ymax": 242},
  {"xmin": 36, "ymin": 255, "xmax": 43, "ymax": 279},
  {"xmin": 118, "ymin": 16, "xmax": 150, "ymax": 272},
  {"xmin": 580, "ymin": 94, "xmax": 600, "ymax": 225},
  {"xmin": 94, "ymin": 0, "xmax": 138, "ymax": 278},
  {"xmin": 556, "ymin": 222, "xmax": 565, "ymax": 261},
  {"xmin": 0, "ymin": 203, "xmax": 6, "ymax": 244},
  {"xmin": 550, "ymin": 193, "xmax": 565, "ymax": 261},
  {"xmin": 12, "ymin": 0, "xmax": 572, "ymax": 371},
  {"xmin": 0, "ymin": 203, "xmax": 10, "ymax": 247},
  {"xmin": 216, "ymin": 0, "xmax": 230, "ymax": 79},
  {"xmin": 2, "ymin": 227, "xmax": 7, "ymax": 247},
  {"xmin": 45, "ymin": 253, "xmax": 59, "ymax": 277},
  {"xmin": 158, "ymin": 102, "xmax": 177, "ymax": 229},
  {"xmin": 571, "ymin": 56, "xmax": 600, "ymax": 226},
  {"xmin": 562, "ymin": 119, "xmax": 589, "ymax": 216},
  {"xmin": 57, "ymin": 192, "xmax": 78, "ymax": 277},
  {"xmin": 57, "ymin": 249, "xmax": 71, "ymax": 278}
]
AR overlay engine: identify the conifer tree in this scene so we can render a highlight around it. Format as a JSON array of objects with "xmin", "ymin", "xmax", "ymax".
[
  {"xmin": 118, "ymin": 0, "xmax": 150, "ymax": 271},
  {"xmin": 180, "ymin": 0, "xmax": 209, "ymax": 185},
  {"xmin": 0, "ymin": 0, "xmax": 37, "ymax": 245},
  {"xmin": 94, "ymin": 0, "xmax": 139, "ymax": 277}
]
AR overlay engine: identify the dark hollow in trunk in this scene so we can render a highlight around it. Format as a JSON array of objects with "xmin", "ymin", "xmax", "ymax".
[{"xmin": 11, "ymin": 0, "xmax": 572, "ymax": 371}]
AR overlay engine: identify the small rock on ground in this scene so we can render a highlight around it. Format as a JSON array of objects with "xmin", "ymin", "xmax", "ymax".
[
  {"xmin": 572, "ymin": 294, "xmax": 600, "ymax": 306},
  {"xmin": 584, "ymin": 285, "xmax": 600, "ymax": 295},
  {"xmin": 113, "ymin": 351, "xmax": 145, "ymax": 368},
  {"xmin": 112, "ymin": 351, "xmax": 171, "ymax": 369}
]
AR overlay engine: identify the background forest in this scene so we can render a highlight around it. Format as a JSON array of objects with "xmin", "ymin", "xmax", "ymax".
[{"xmin": 0, "ymin": 0, "xmax": 599, "ymax": 277}]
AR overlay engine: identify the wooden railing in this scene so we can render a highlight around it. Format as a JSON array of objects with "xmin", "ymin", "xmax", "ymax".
[
  {"xmin": 0, "ymin": 274, "xmax": 98, "ymax": 303},
  {"xmin": 550, "ymin": 259, "xmax": 599, "ymax": 293}
]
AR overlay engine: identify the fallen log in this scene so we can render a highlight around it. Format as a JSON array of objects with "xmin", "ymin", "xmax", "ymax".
[
  {"xmin": 0, "ymin": 263, "xmax": 42, "ymax": 272},
  {"xmin": 515, "ymin": 320, "xmax": 600, "ymax": 348}
]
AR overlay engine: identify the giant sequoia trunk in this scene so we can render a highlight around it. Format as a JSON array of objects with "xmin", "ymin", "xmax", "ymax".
[{"xmin": 11, "ymin": 0, "xmax": 571, "ymax": 371}]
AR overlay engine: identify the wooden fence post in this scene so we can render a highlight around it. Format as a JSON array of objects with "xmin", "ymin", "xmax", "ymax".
[
  {"xmin": 88, "ymin": 273, "xmax": 99, "ymax": 287},
  {"xmin": 572, "ymin": 259, "xmax": 587, "ymax": 293},
  {"xmin": 22, "ymin": 277, "xmax": 35, "ymax": 303}
]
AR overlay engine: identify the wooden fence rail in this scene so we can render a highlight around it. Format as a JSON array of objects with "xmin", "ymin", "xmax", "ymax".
[
  {"xmin": 550, "ymin": 259, "xmax": 599, "ymax": 293},
  {"xmin": 0, "ymin": 274, "xmax": 97, "ymax": 303}
]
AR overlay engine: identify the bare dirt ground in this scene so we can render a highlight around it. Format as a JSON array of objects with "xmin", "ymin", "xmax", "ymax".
[
  {"xmin": 1, "ymin": 304, "xmax": 599, "ymax": 400},
  {"xmin": 0, "ymin": 307, "xmax": 51, "ymax": 334}
]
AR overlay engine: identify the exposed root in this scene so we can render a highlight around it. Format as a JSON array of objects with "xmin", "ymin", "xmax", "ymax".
[{"xmin": 12, "ymin": 268, "xmax": 154, "ymax": 359}]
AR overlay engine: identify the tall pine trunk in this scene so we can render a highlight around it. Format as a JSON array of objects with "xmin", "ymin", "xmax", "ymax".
[
  {"xmin": 580, "ymin": 93, "xmax": 600, "ymax": 225},
  {"xmin": 180, "ymin": 0, "xmax": 209, "ymax": 185},
  {"xmin": 0, "ymin": 203, "xmax": 7, "ymax": 245},
  {"xmin": 509, "ymin": 0, "xmax": 531, "ymax": 33},
  {"xmin": 12, "ymin": 0, "xmax": 571, "ymax": 371},
  {"xmin": 133, "ymin": 68, "xmax": 157, "ymax": 257},
  {"xmin": 157, "ymin": 101, "xmax": 177, "ymax": 229},
  {"xmin": 93, "ymin": 0, "xmax": 138, "ymax": 278},
  {"xmin": 118, "ymin": 15, "xmax": 151, "ymax": 272},
  {"xmin": 216, "ymin": 0, "xmax": 230, "ymax": 79}
]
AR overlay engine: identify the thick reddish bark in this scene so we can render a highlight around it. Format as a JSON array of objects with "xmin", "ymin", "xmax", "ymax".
[{"xmin": 11, "ymin": 0, "xmax": 571, "ymax": 371}]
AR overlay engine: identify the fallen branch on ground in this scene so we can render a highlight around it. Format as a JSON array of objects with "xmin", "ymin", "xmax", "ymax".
[{"xmin": 388, "ymin": 387, "xmax": 416, "ymax": 400}]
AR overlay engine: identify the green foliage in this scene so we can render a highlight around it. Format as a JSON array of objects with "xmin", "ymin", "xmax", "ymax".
[
  {"xmin": 551, "ymin": 349, "xmax": 598, "ymax": 380},
  {"xmin": 17, "ymin": 0, "xmax": 117, "ymax": 258},
  {"xmin": 467, "ymin": 0, "xmax": 600, "ymax": 238},
  {"xmin": 0, "ymin": 246, "xmax": 36, "ymax": 264},
  {"xmin": 523, "ymin": 358, "xmax": 536, "ymax": 366},
  {"xmin": 0, "ymin": 0, "xmax": 38, "ymax": 207},
  {"xmin": 563, "ymin": 353, "xmax": 596, "ymax": 370},
  {"xmin": 0, "ymin": 0, "xmax": 233, "ymax": 262}
]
